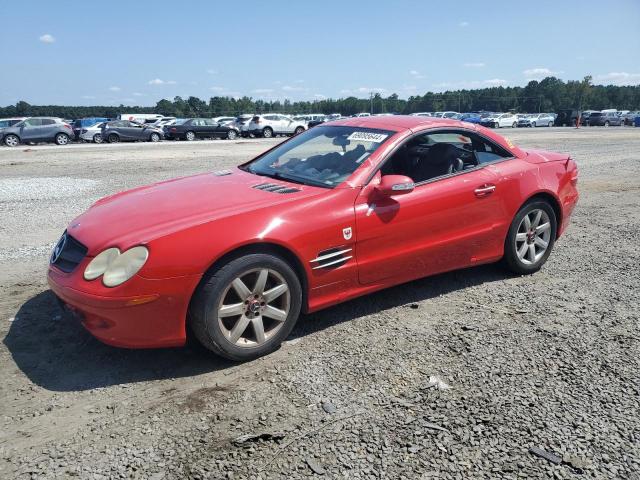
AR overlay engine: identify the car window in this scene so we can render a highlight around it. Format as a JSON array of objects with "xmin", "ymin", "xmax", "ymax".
[
  {"xmin": 24, "ymin": 118, "xmax": 43, "ymax": 127},
  {"xmin": 204, "ymin": 119, "xmax": 216, "ymax": 126},
  {"xmin": 41, "ymin": 119, "xmax": 55, "ymax": 125},
  {"xmin": 380, "ymin": 129, "xmax": 512, "ymax": 183},
  {"xmin": 247, "ymin": 126, "xmax": 394, "ymax": 188}
]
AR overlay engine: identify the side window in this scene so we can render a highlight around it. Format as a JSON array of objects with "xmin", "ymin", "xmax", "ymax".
[
  {"xmin": 204, "ymin": 119, "xmax": 215, "ymax": 126},
  {"xmin": 25, "ymin": 119, "xmax": 43, "ymax": 127},
  {"xmin": 380, "ymin": 130, "xmax": 512, "ymax": 183},
  {"xmin": 41, "ymin": 119, "xmax": 55, "ymax": 125}
]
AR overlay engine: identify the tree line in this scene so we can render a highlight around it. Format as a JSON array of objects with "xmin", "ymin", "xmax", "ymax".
[{"xmin": 1, "ymin": 76, "xmax": 638, "ymax": 119}]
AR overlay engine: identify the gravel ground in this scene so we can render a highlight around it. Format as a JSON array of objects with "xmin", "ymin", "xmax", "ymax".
[{"xmin": 0, "ymin": 128, "xmax": 638, "ymax": 479}]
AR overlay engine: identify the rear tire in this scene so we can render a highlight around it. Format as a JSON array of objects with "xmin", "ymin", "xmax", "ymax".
[
  {"xmin": 227, "ymin": 129, "xmax": 238, "ymax": 140},
  {"xmin": 185, "ymin": 131, "xmax": 196, "ymax": 141},
  {"xmin": 604, "ymin": 121, "xmax": 610, "ymax": 127},
  {"xmin": 108, "ymin": 133, "xmax": 120, "ymax": 143},
  {"xmin": 512, "ymin": 122, "xmax": 517, "ymax": 128},
  {"xmin": 3, "ymin": 134, "xmax": 20, "ymax": 147},
  {"xmin": 548, "ymin": 121, "xmax": 553, "ymax": 127},
  {"xmin": 531, "ymin": 122, "xmax": 537, "ymax": 128},
  {"xmin": 150, "ymin": 132, "xmax": 160, "ymax": 142},
  {"xmin": 294, "ymin": 126, "xmax": 305, "ymax": 135},
  {"xmin": 503, "ymin": 200, "xmax": 557, "ymax": 275},
  {"xmin": 55, "ymin": 133, "xmax": 69, "ymax": 145},
  {"xmin": 262, "ymin": 127, "xmax": 273, "ymax": 138},
  {"xmin": 190, "ymin": 253, "xmax": 302, "ymax": 361},
  {"xmin": 93, "ymin": 133, "xmax": 102, "ymax": 143}
]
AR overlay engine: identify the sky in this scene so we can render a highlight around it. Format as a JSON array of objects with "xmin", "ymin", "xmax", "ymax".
[{"xmin": 1, "ymin": 0, "xmax": 639, "ymax": 107}]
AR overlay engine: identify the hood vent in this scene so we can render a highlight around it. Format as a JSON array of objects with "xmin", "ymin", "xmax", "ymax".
[
  {"xmin": 212, "ymin": 169, "xmax": 233, "ymax": 176},
  {"xmin": 310, "ymin": 247, "xmax": 353, "ymax": 270},
  {"xmin": 252, "ymin": 182, "xmax": 300, "ymax": 194}
]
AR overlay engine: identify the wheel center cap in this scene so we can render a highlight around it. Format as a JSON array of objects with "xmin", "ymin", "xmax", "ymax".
[
  {"xmin": 527, "ymin": 230, "xmax": 536, "ymax": 244},
  {"xmin": 248, "ymin": 300, "xmax": 261, "ymax": 314}
]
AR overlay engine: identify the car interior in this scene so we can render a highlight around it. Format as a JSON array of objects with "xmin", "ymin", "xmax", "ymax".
[{"xmin": 380, "ymin": 130, "xmax": 511, "ymax": 183}]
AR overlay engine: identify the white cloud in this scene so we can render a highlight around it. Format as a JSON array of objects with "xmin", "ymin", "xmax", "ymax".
[
  {"xmin": 81, "ymin": 95, "xmax": 96, "ymax": 99},
  {"xmin": 523, "ymin": 67, "xmax": 560, "ymax": 80},
  {"xmin": 463, "ymin": 62, "xmax": 485, "ymax": 68},
  {"xmin": 39, "ymin": 34, "xmax": 55, "ymax": 43},
  {"xmin": 409, "ymin": 70, "xmax": 426, "ymax": 79},
  {"xmin": 206, "ymin": 69, "xmax": 218, "ymax": 75},
  {"xmin": 148, "ymin": 78, "xmax": 176, "ymax": 85},
  {"xmin": 313, "ymin": 94, "xmax": 327, "ymax": 100},
  {"xmin": 595, "ymin": 72, "xmax": 640, "ymax": 86},
  {"xmin": 108, "ymin": 86, "xmax": 121, "ymax": 92},
  {"xmin": 132, "ymin": 92, "xmax": 145, "ymax": 97},
  {"xmin": 251, "ymin": 88, "xmax": 274, "ymax": 94},
  {"xmin": 282, "ymin": 85, "xmax": 306, "ymax": 92},
  {"xmin": 432, "ymin": 78, "xmax": 509, "ymax": 90},
  {"xmin": 459, "ymin": 21, "xmax": 469, "ymax": 27},
  {"xmin": 210, "ymin": 86, "xmax": 226, "ymax": 92}
]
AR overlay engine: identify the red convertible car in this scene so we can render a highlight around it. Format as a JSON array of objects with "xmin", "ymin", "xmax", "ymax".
[{"xmin": 48, "ymin": 116, "xmax": 579, "ymax": 360}]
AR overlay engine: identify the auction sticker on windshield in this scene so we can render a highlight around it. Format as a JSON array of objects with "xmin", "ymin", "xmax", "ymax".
[{"xmin": 347, "ymin": 131, "xmax": 388, "ymax": 143}]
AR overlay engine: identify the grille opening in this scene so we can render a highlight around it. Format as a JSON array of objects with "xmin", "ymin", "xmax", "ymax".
[
  {"xmin": 310, "ymin": 246, "xmax": 353, "ymax": 270},
  {"xmin": 50, "ymin": 232, "xmax": 88, "ymax": 273}
]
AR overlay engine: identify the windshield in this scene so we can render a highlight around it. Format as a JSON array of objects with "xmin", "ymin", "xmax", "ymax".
[{"xmin": 246, "ymin": 125, "xmax": 394, "ymax": 188}]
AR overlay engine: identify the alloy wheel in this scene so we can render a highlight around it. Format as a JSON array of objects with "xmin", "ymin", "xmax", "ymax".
[
  {"xmin": 4, "ymin": 135, "xmax": 19, "ymax": 147},
  {"xmin": 217, "ymin": 268, "xmax": 290, "ymax": 347},
  {"xmin": 515, "ymin": 209, "xmax": 551, "ymax": 265},
  {"xmin": 186, "ymin": 131, "xmax": 195, "ymax": 141},
  {"xmin": 56, "ymin": 134, "xmax": 68, "ymax": 145}
]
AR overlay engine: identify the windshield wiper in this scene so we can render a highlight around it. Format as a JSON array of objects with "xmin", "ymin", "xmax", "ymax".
[{"xmin": 249, "ymin": 168, "xmax": 330, "ymax": 188}]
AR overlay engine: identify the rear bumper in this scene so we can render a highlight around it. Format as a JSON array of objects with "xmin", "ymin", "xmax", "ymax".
[{"xmin": 48, "ymin": 267, "xmax": 201, "ymax": 348}]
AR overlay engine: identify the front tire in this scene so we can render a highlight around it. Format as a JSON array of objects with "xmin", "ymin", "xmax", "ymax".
[
  {"xmin": 190, "ymin": 253, "xmax": 302, "ymax": 361},
  {"xmin": 107, "ymin": 133, "xmax": 120, "ymax": 143},
  {"xmin": 3, "ymin": 134, "xmax": 20, "ymax": 147},
  {"xmin": 604, "ymin": 121, "xmax": 610, "ymax": 127},
  {"xmin": 503, "ymin": 200, "xmax": 557, "ymax": 275},
  {"xmin": 294, "ymin": 126, "xmax": 305, "ymax": 135},
  {"xmin": 93, "ymin": 133, "xmax": 102, "ymax": 144},
  {"xmin": 531, "ymin": 122, "xmax": 537, "ymax": 128},
  {"xmin": 150, "ymin": 132, "xmax": 160, "ymax": 142},
  {"xmin": 262, "ymin": 127, "xmax": 273, "ymax": 138},
  {"xmin": 512, "ymin": 122, "xmax": 517, "ymax": 128},
  {"xmin": 55, "ymin": 133, "xmax": 69, "ymax": 145},
  {"xmin": 227, "ymin": 129, "xmax": 238, "ymax": 140},
  {"xmin": 548, "ymin": 121, "xmax": 553, "ymax": 127}
]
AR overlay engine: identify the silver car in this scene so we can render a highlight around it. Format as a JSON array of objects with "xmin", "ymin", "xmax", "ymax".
[
  {"xmin": 79, "ymin": 122, "xmax": 106, "ymax": 143},
  {"xmin": 1, "ymin": 117, "xmax": 74, "ymax": 147},
  {"xmin": 246, "ymin": 114, "xmax": 306, "ymax": 138}
]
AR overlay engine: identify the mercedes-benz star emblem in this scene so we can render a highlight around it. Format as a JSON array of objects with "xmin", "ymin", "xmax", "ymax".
[{"xmin": 50, "ymin": 234, "xmax": 67, "ymax": 264}]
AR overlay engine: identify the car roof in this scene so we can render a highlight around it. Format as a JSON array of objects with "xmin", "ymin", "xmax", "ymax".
[{"xmin": 328, "ymin": 115, "xmax": 525, "ymax": 157}]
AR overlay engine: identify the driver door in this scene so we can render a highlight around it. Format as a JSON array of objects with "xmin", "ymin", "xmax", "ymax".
[{"xmin": 354, "ymin": 132, "xmax": 508, "ymax": 285}]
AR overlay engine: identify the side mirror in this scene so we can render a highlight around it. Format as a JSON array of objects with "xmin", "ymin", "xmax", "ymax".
[{"xmin": 376, "ymin": 175, "xmax": 415, "ymax": 196}]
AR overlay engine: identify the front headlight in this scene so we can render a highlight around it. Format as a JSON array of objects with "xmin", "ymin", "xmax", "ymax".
[{"xmin": 83, "ymin": 246, "xmax": 149, "ymax": 287}]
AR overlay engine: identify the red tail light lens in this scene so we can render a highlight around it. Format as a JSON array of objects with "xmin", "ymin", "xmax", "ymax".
[{"xmin": 170, "ymin": 127, "xmax": 177, "ymax": 132}]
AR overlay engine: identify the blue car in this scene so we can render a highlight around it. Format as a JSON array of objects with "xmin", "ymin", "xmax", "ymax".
[{"xmin": 459, "ymin": 113, "xmax": 482, "ymax": 124}]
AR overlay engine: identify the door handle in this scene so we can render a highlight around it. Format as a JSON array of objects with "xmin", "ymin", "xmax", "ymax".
[{"xmin": 474, "ymin": 184, "xmax": 496, "ymax": 197}]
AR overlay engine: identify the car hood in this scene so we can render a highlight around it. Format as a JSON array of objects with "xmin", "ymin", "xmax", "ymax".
[{"xmin": 67, "ymin": 168, "xmax": 325, "ymax": 254}]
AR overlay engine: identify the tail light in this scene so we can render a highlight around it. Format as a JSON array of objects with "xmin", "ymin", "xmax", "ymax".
[
  {"xmin": 170, "ymin": 127, "xmax": 177, "ymax": 132},
  {"xmin": 64, "ymin": 124, "xmax": 72, "ymax": 130},
  {"xmin": 81, "ymin": 129, "xmax": 87, "ymax": 134}
]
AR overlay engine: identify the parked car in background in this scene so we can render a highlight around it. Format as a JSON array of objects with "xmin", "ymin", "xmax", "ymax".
[
  {"xmin": 0, "ymin": 117, "xmax": 26, "ymax": 129},
  {"xmin": 72, "ymin": 117, "xmax": 109, "ymax": 140},
  {"xmin": 163, "ymin": 118, "xmax": 240, "ymax": 140},
  {"xmin": 118, "ymin": 113, "xmax": 163, "ymax": 124},
  {"xmin": 235, "ymin": 114, "xmax": 255, "ymax": 137},
  {"xmin": 480, "ymin": 113, "xmax": 518, "ymax": 128},
  {"xmin": 519, "ymin": 113, "xmax": 555, "ymax": 128},
  {"xmin": 101, "ymin": 120, "xmax": 164, "ymax": 143},
  {"xmin": 622, "ymin": 111, "xmax": 640, "ymax": 125},
  {"xmin": 1, "ymin": 117, "xmax": 74, "ymax": 146},
  {"xmin": 246, "ymin": 114, "xmax": 306, "ymax": 138},
  {"xmin": 410, "ymin": 112, "xmax": 434, "ymax": 117},
  {"xmin": 459, "ymin": 113, "xmax": 482, "ymax": 124},
  {"xmin": 554, "ymin": 110, "xmax": 580, "ymax": 126},
  {"xmin": 579, "ymin": 110, "xmax": 599, "ymax": 126},
  {"xmin": 213, "ymin": 116, "xmax": 236, "ymax": 126},
  {"xmin": 586, "ymin": 111, "xmax": 623, "ymax": 127},
  {"xmin": 354, "ymin": 113, "xmax": 371, "ymax": 117},
  {"xmin": 79, "ymin": 122, "xmax": 106, "ymax": 143}
]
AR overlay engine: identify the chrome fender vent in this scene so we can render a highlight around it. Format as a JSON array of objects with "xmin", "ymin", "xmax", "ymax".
[
  {"xmin": 252, "ymin": 183, "xmax": 300, "ymax": 194},
  {"xmin": 212, "ymin": 169, "xmax": 233, "ymax": 176},
  {"xmin": 310, "ymin": 247, "xmax": 353, "ymax": 270}
]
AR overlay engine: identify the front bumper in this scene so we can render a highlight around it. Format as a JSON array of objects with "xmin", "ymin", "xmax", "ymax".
[{"xmin": 48, "ymin": 266, "xmax": 201, "ymax": 348}]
